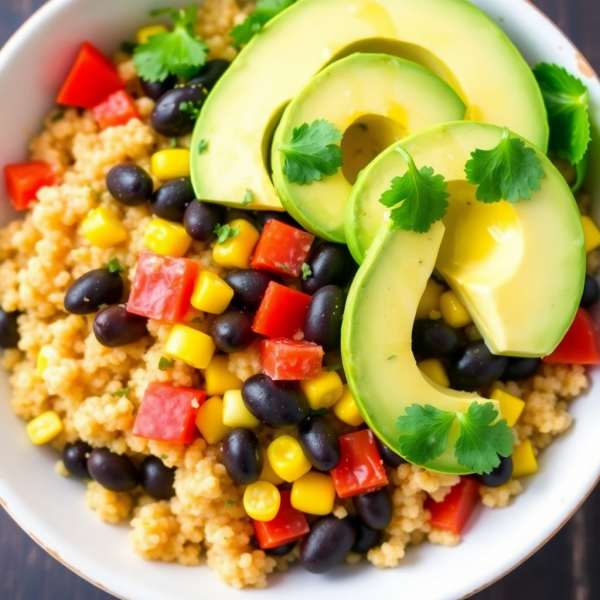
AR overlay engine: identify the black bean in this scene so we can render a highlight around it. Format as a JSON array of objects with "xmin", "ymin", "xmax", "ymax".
[
  {"xmin": 448, "ymin": 340, "xmax": 509, "ymax": 392},
  {"xmin": 242, "ymin": 374, "xmax": 310, "ymax": 429},
  {"xmin": 150, "ymin": 177, "xmax": 196, "ymax": 223},
  {"xmin": 375, "ymin": 437, "xmax": 406, "ymax": 468},
  {"xmin": 94, "ymin": 305, "xmax": 148, "ymax": 347},
  {"xmin": 352, "ymin": 519, "xmax": 382, "ymax": 554},
  {"xmin": 224, "ymin": 270, "xmax": 280, "ymax": 311},
  {"xmin": 501, "ymin": 357, "xmax": 541, "ymax": 382},
  {"xmin": 301, "ymin": 243, "xmax": 356, "ymax": 295},
  {"xmin": 189, "ymin": 59, "xmax": 230, "ymax": 89},
  {"xmin": 106, "ymin": 164, "xmax": 153, "ymax": 207},
  {"xmin": 303, "ymin": 285, "xmax": 345, "ymax": 351},
  {"xmin": 254, "ymin": 210, "xmax": 297, "ymax": 232},
  {"xmin": 581, "ymin": 274, "xmax": 600, "ymax": 308},
  {"xmin": 0, "ymin": 309, "xmax": 19, "ymax": 349},
  {"xmin": 475, "ymin": 455, "xmax": 513, "ymax": 488},
  {"xmin": 87, "ymin": 448, "xmax": 140, "ymax": 492},
  {"xmin": 211, "ymin": 311, "xmax": 256, "ymax": 353},
  {"xmin": 64, "ymin": 269, "xmax": 124, "ymax": 315},
  {"xmin": 184, "ymin": 200, "xmax": 226, "ymax": 241},
  {"xmin": 353, "ymin": 488, "xmax": 393, "ymax": 530},
  {"xmin": 222, "ymin": 428, "xmax": 263, "ymax": 485},
  {"xmin": 140, "ymin": 456, "xmax": 175, "ymax": 500},
  {"xmin": 226, "ymin": 209, "xmax": 257, "ymax": 226},
  {"xmin": 63, "ymin": 441, "xmax": 92, "ymax": 479},
  {"xmin": 298, "ymin": 416, "xmax": 341, "ymax": 471},
  {"xmin": 300, "ymin": 516, "xmax": 356, "ymax": 574},
  {"xmin": 265, "ymin": 541, "xmax": 297, "ymax": 557},
  {"xmin": 140, "ymin": 74, "xmax": 178, "ymax": 101},
  {"xmin": 412, "ymin": 319, "xmax": 462, "ymax": 359},
  {"xmin": 151, "ymin": 85, "xmax": 207, "ymax": 137}
]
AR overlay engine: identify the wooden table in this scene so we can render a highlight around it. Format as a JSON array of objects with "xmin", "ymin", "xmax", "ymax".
[{"xmin": 1, "ymin": 1, "xmax": 599, "ymax": 598}]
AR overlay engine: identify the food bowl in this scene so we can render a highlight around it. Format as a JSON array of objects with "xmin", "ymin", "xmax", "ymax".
[{"xmin": 0, "ymin": 0, "xmax": 599, "ymax": 599}]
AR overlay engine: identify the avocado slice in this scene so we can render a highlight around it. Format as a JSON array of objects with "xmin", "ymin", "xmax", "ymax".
[
  {"xmin": 190, "ymin": 0, "xmax": 548, "ymax": 211},
  {"xmin": 271, "ymin": 54, "xmax": 466, "ymax": 242}
]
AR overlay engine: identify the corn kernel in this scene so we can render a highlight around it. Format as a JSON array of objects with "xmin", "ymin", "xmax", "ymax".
[
  {"xmin": 37, "ymin": 345, "xmax": 55, "ymax": 376},
  {"xmin": 268, "ymin": 435, "xmax": 312, "ymax": 483},
  {"xmin": 300, "ymin": 371, "xmax": 344, "ymax": 411},
  {"xmin": 490, "ymin": 389, "xmax": 525, "ymax": 427},
  {"xmin": 143, "ymin": 218, "xmax": 192, "ymax": 257},
  {"xmin": 222, "ymin": 389, "xmax": 260, "ymax": 428},
  {"xmin": 204, "ymin": 355, "xmax": 242, "ymax": 396},
  {"xmin": 152, "ymin": 149, "xmax": 191, "ymax": 180},
  {"xmin": 418, "ymin": 359, "xmax": 450, "ymax": 388},
  {"xmin": 196, "ymin": 396, "xmax": 230, "ymax": 444},
  {"xmin": 582, "ymin": 215, "xmax": 600, "ymax": 252},
  {"xmin": 440, "ymin": 290, "xmax": 472, "ymax": 328},
  {"xmin": 291, "ymin": 472, "xmax": 335, "ymax": 516},
  {"xmin": 260, "ymin": 452, "xmax": 285, "ymax": 486},
  {"xmin": 212, "ymin": 219, "xmax": 260, "ymax": 269},
  {"xmin": 165, "ymin": 324, "xmax": 215, "ymax": 369},
  {"xmin": 243, "ymin": 481, "xmax": 281, "ymax": 521},
  {"xmin": 82, "ymin": 206, "xmax": 128, "ymax": 249},
  {"xmin": 332, "ymin": 385, "xmax": 364, "ymax": 426},
  {"xmin": 511, "ymin": 439, "xmax": 538, "ymax": 478},
  {"xmin": 416, "ymin": 279, "xmax": 445, "ymax": 320},
  {"xmin": 26, "ymin": 411, "xmax": 63, "ymax": 445},
  {"xmin": 136, "ymin": 24, "xmax": 168, "ymax": 45},
  {"xmin": 191, "ymin": 271, "xmax": 234, "ymax": 314}
]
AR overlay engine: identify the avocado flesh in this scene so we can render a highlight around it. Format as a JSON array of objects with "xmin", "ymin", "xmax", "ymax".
[
  {"xmin": 190, "ymin": 0, "xmax": 548, "ymax": 210},
  {"xmin": 345, "ymin": 122, "xmax": 585, "ymax": 357},
  {"xmin": 271, "ymin": 54, "xmax": 466, "ymax": 242}
]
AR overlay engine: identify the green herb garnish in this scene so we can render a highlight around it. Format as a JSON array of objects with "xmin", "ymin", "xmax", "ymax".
[
  {"xmin": 158, "ymin": 357, "xmax": 175, "ymax": 371},
  {"xmin": 301, "ymin": 263, "xmax": 312, "ymax": 281},
  {"xmin": 230, "ymin": 0, "xmax": 296, "ymax": 49},
  {"xmin": 242, "ymin": 189, "xmax": 254, "ymax": 205},
  {"xmin": 111, "ymin": 388, "xmax": 131, "ymax": 398},
  {"xmin": 226, "ymin": 499, "xmax": 236, "ymax": 508},
  {"xmin": 160, "ymin": 454, "xmax": 169, "ymax": 460},
  {"xmin": 325, "ymin": 364, "xmax": 342, "ymax": 372},
  {"xmin": 190, "ymin": 315, "xmax": 205, "ymax": 324},
  {"xmin": 179, "ymin": 100, "xmax": 202, "ymax": 120},
  {"xmin": 107, "ymin": 258, "xmax": 125, "ymax": 274},
  {"xmin": 51, "ymin": 110, "xmax": 65, "ymax": 123},
  {"xmin": 213, "ymin": 223, "xmax": 240, "ymax": 244},
  {"xmin": 198, "ymin": 139, "xmax": 209, "ymax": 154},
  {"xmin": 169, "ymin": 137, "xmax": 178, "ymax": 148},
  {"xmin": 387, "ymin": 355, "xmax": 397, "ymax": 361}
]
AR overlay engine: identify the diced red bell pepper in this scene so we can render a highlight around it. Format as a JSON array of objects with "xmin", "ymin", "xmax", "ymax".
[
  {"xmin": 250, "ymin": 220, "xmax": 314, "ymax": 277},
  {"xmin": 132, "ymin": 382, "xmax": 206, "ymax": 444},
  {"xmin": 260, "ymin": 338, "xmax": 324, "ymax": 380},
  {"xmin": 93, "ymin": 90, "xmax": 140, "ymax": 130},
  {"xmin": 543, "ymin": 307, "xmax": 600, "ymax": 365},
  {"xmin": 427, "ymin": 477, "xmax": 480, "ymax": 535},
  {"xmin": 253, "ymin": 490, "xmax": 310, "ymax": 550},
  {"xmin": 252, "ymin": 281, "xmax": 311, "ymax": 338},
  {"xmin": 57, "ymin": 41, "xmax": 124, "ymax": 109},
  {"xmin": 4, "ymin": 162, "xmax": 58, "ymax": 211},
  {"xmin": 331, "ymin": 429, "xmax": 388, "ymax": 498},
  {"xmin": 127, "ymin": 252, "xmax": 200, "ymax": 323}
]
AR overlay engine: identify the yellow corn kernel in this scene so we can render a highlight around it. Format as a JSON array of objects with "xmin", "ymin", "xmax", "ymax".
[
  {"xmin": 165, "ymin": 324, "xmax": 215, "ymax": 369},
  {"xmin": 81, "ymin": 207, "xmax": 128, "ymax": 249},
  {"xmin": 36, "ymin": 345, "xmax": 55, "ymax": 376},
  {"xmin": 440, "ymin": 290, "xmax": 472, "ymax": 328},
  {"xmin": 582, "ymin": 215, "xmax": 600, "ymax": 252},
  {"xmin": 260, "ymin": 452, "xmax": 285, "ymax": 486},
  {"xmin": 136, "ymin": 24, "xmax": 168, "ymax": 45},
  {"xmin": 291, "ymin": 472, "xmax": 336, "ymax": 516},
  {"xmin": 300, "ymin": 370, "xmax": 344, "ymax": 411},
  {"xmin": 191, "ymin": 271, "xmax": 234, "ymax": 314},
  {"xmin": 196, "ymin": 396, "xmax": 230, "ymax": 444},
  {"xmin": 204, "ymin": 355, "xmax": 242, "ymax": 396},
  {"xmin": 418, "ymin": 359, "xmax": 450, "ymax": 388},
  {"xmin": 26, "ymin": 411, "xmax": 63, "ymax": 445},
  {"xmin": 152, "ymin": 149, "xmax": 191, "ymax": 180},
  {"xmin": 143, "ymin": 218, "xmax": 192, "ymax": 258},
  {"xmin": 512, "ymin": 439, "xmax": 538, "ymax": 478},
  {"xmin": 490, "ymin": 389, "xmax": 525, "ymax": 427},
  {"xmin": 332, "ymin": 385, "xmax": 364, "ymax": 426},
  {"xmin": 416, "ymin": 279, "xmax": 445, "ymax": 320},
  {"xmin": 243, "ymin": 481, "xmax": 281, "ymax": 521},
  {"xmin": 222, "ymin": 389, "xmax": 260, "ymax": 428},
  {"xmin": 268, "ymin": 435, "xmax": 312, "ymax": 483},
  {"xmin": 212, "ymin": 219, "xmax": 260, "ymax": 269}
]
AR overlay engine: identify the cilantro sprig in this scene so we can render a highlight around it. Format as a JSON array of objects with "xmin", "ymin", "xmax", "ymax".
[
  {"xmin": 213, "ymin": 223, "xmax": 240, "ymax": 244},
  {"xmin": 230, "ymin": 0, "xmax": 296, "ymax": 49}
]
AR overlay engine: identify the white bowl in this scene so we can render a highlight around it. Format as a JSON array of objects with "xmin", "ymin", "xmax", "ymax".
[{"xmin": 0, "ymin": 1, "xmax": 599, "ymax": 599}]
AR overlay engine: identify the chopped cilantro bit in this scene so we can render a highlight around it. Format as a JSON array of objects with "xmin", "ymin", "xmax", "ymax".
[
  {"xmin": 230, "ymin": 0, "xmax": 296, "ymax": 49},
  {"xmin": 120, "ymin": 41, "xmax": 137, "ymax": 54},
  {"xmin": 325, "ymin": 364, "xmax": 342, "ymax": 372},
  {"xmin": 387, "ymin": 355, "xmax": 397, "ymax": 361},
  {"xmin": 213, "ymin": 223, "xmax": 240, "ymax": 244},
  {"xmin": 160, "ymin": 454, "xmax": 169, "ymax": 460},
  {"xmin": 301, "ymin": 263, "xmax": 312, "ymax": 280},
  {"xmin": 226, "ymin": 499, "xmax": 235, "ymax": 507},
  {"xmin": 111, "ymin": 388, "xmax": 131, "ymax": 397},
  {"xmin": 51, "ymin": 110, "xmax": 65, "ymax": 123},
  {"xmin": 179, "ymin": 100, "xmax": 202, "ymax": 120},
  {"xmin": 198, "ymin": 139, "xmax": 209, "ymax": 154},
  {"xmin": 242, "ymin": 189, "xmax": 254, "ymax": 205},
  {"xmin": 158, "ymin": 357, "xmax": 175, "ymax": 371},
  {"xmin": 190, "ymin": 315, "xmax": 205, "ymax": 324},
  {"xmin": 107, "ymin": 258, "xmax": 125, "ymax": 274}
]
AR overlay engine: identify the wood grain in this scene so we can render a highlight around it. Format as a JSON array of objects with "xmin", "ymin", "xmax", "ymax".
[{"xmin": 0, "ymin": 1, "xmax": 598, "ymax": 598}]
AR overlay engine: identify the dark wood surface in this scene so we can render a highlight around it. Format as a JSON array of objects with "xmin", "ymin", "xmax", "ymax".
[{"xmin": 1, "ymin": 1, "xmax": 599, "ymax": 598}]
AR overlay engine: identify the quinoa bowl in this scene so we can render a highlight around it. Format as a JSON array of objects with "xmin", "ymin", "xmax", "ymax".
[{"xmin": 0, "ymin": 0, "xmax": 600, "ymax": 599}]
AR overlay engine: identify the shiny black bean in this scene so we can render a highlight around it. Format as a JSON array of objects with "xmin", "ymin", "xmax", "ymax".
[
  {"xmin": 150, "ymin": 177, "xmax": 196, "ymax": 222},
  {"xmin": 254, "ymin": 210, "xmax": 296, "ymax": 232},
  {"xmin": 184, "ymin": 200, "xmax": 226, "ymax": 241},
  {"xmin": 140, "ymin": 74, "xmax": 177, "ymax": 101},
  {"xmin": 211, "ymin": 312, "xmax": 256, "ymax": 353},
  {"xmin": 189, "ymin": 59, "xmax": 230, "ymax": 89},
  {"xmin": 353, "ymin": 488, "xmax": 393, "ymax": 530},
  {"xmin": 265, "ymin": 541, "xmax": 297, "ymax": 557},
  {"xmin": 87, "ymin": 448, "xmax": 140, "ymax": 492},
  {"xmin": 300, "ymin": 516, "xmax": 356, "ymax": 574},
  {"xmin": 106, "ymin": 164, "xmax": 153, "ymax": 206},
  {"xmin": 242, "ymin": 374, "xmax": 310, "ymax": 429},
  {"xmin": 448, "ymin": 340, "xmax": 508, "ymax": 392},
  {"xmin": 375, "ymin": 437, "xmax": 406, "ymax": 468},
  {"xmin": 475, "ymin": 455, "xmax": 513, "ymax": 488},
  {"xmin": 94, "ymin": 305, "xmax": 148, "ymax": 347},
  {"xmin": 303, "ymin": 285, "xmax": 346, "ymax": 351},
  {"xmin": 62, "ymin": 441, "xmax": 92, "ymax": 479},
  {"xmin": 226, "ymin": 209, "xmax": 257, "ymax": 225},
  {"xmin": 222, "ymin": 428, "xmax": 263, "ymax": 485},
  {"xmin": 301, "ymin": 243, "xmax": 356, "ymax": 295},
  {"xmin": 298, "ymin": 416, "xmax": 341, "ymax": 471},
  {"xmin": 140, "ymin": 456, "xmax": 175, "ymax": 500},
  {"xmin": 224, "ymin": 270, "xmax": 280, "ymax": 311},
  {"xmin": 352, "ymin": 519, "xmax": 382, "ymax": 554},
  {"xmin": 501, "ymin": 357, "xmax": 541, "ymax": 382},
  {"xmin": 0, "ymin": 309, "xmax": 19, "ymax": 349},
  {"xmin": 581, "ymin": 274, "xmax": 600, "ymax": 308},
  {"xmin": 412, "ymin": 319, "xmax": 462, "ymax": 359},
  {"xmin": 64, "ymin": 269, "xmax": 124, "ymax": 315},
  {"xmin": 151, "ymin": 85, "xmax": 207, "ymax": 137}
]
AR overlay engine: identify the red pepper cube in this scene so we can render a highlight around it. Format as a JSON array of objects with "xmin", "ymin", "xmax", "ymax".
[
  {"xmin": 250, "ymin": 220, "xmax": 314, "ymax": 277},
  {"xmin": 427, "ymin": 477, "xmax": 480, "ymax": 535},
  {"xmin": 133, "ymin": 382, "xmax": 206, "ymax": 444},
  {"xmin": 4, "ymin": 162, "xmax": 58, "ymax": 211},
  {"xmin": 331, "ymin": 430, "xmax": 388, "ymax": 498},
  {"xmin": 253, "ymin": 490, "xmax": 310, "ymax": 550},
  {"xmin": 252, "ymin": 281, "xmax": 311, "ymax": 339},
  {"xmin": 543, "ymin": 307, "xmax": 600, "ymax": 365},
  {"xmin": 93, "ymin": 90, "xmax": 140, "ymax": 130},
  {"xmin": 127, "ymin": 252, "xmax": 200, "ymax": 323},
  {"xmin": 261, "ymin": 338, "xmax": 323, "ymax": 380}
]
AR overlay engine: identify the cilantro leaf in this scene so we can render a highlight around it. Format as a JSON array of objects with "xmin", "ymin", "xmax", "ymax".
[
  {"xmin": 158, "ymin": 357, "xmax": 175, "ymax": 371},
  {"xmin": 379, "ymin": 147, "xmax": 449, "ymax": 233},
  {"xmin": 198, "ymin": 139, "xmax": 209, "ymax": 154},
  {"xmin": 133, "ymin": 4, "xmax": 208, "ymax": 82},
  {"xmin": 107, "ymin": 258, "xmax": 125, "ymax": 274},
  {"xmin": 230, "ymin": 0, "xmax": 296, "ymax": 49},
  {"xmin": 533, "ymin": 63, "xmax": 591, "ymax": 165},
  {"xmin": 465, "ymin": 128, "xmax": 545, "ymax": 203},
  {"xmin": 301, "ymin": 263, "xmax": 312, "ymax": 280},
  {"xmin": 277, "ymin": 120, "xmax": 344, "ymax": 185},
  {"xmin": 111, "ymin": 388, "xmax": 131, "ymax": 397},
  {"xmin": 242, "ymin": 189, "xmax": 253, "ymax": 205},
  {"xmin": 213, "ymin": 223, "xmax": 240, "ymax": 244}
]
